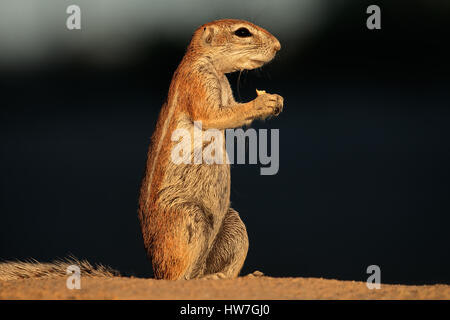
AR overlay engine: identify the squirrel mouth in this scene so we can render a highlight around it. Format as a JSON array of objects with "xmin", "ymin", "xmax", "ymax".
[
  {"xmin": 239, "ymin": 59, "xmax": 270, "ymax": 71},
  {"xmin": 248, "ymin": 59, "xmax": 267, "ymax": 69},
  {"xmin": 251, "ymin": 59, "xmax": 266, "ymax": 64}
]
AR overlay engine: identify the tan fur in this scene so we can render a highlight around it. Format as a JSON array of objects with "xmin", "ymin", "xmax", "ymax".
[
  {"xmin": 138, "ymin": 19, "xmax": 283, "ymax": 280},
  {"xmin": 0, "ymin": 257, "xmax": 119, "ymax": 281}
]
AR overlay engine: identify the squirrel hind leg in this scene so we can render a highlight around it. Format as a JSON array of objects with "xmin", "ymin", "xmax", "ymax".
[
  {"xmin": 203, "ymin": 208, "xmax": 249, "ymax": 279},
  {"xmin": 150, "ymin": 203, "xmax": 214, "ymax": 280}
]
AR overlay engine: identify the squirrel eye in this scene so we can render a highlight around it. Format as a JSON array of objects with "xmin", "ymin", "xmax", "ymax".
[{"xmin": 234, "ymin": 27, "xmax": 252, "ymax": 38}]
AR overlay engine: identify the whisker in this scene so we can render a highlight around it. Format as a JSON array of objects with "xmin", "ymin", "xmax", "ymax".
[{"xmin": 237, "ymin": 69, "xmax": 243, "ymax": 102}]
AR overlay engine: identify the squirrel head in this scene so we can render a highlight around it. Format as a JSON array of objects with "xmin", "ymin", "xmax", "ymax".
[{"xmin": 190, "ymin": 19, "xmax": 281, "ymax": 74}]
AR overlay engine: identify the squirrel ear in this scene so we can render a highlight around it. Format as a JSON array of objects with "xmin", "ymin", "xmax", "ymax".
[{"xmin": 202, "ymin": 27, "xmax": 214, "ymax": 45}]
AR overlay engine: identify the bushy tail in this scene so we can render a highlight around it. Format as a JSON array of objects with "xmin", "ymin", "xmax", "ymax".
[{"xmin": 0, "ymin": 256, "xmax": 120, "ymax": 281}]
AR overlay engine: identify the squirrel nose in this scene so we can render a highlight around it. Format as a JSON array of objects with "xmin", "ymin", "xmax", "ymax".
[{"xmin": 273, "ymin": 38, "xmax": 281, "ymax": 52}]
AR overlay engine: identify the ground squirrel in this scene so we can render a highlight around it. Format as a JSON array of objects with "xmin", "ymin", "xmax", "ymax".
[
  {"xmin": 138, "ymin": 19, "xmax": 283, "ymax": 280},
  {"xmin": 0, "ymin": 19, "xmax": 283, "ymax": 281}
]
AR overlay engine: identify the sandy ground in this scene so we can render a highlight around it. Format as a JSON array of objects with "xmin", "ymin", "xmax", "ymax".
[{"xmin": 1, "ymin": 275, "xmax": 449, "ymax": 300}]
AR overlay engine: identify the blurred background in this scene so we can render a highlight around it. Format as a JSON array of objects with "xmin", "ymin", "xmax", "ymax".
[{"xmin": 1, "ymin": 0, "xmax": 449, "ymax": 284}]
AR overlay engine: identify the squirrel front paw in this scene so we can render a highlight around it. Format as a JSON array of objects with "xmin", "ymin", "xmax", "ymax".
[{"xmin": 253, "ymin": 89, "xmax": 284, "ymax": 118}]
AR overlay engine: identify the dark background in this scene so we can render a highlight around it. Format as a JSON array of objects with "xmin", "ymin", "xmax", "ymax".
[{"xmin": 1, "ymin": 1, "xmax": 449, "ymax": 285}]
